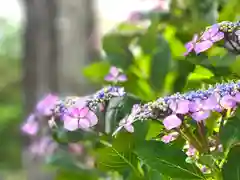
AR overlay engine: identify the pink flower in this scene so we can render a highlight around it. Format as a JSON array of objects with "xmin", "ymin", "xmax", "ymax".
[
  {"xmin": 219, "ymin": 95, "xmax": 237, "ymax": 109},
  {"xmin": 163, "ymin": 99, "xmax": 190, "ymax": 130},
  {"xmin": 112, "ymin": 104, "xmax": 141, "ymax": 135},
  {"xmin": 29, "ymin": 136, "xmax": 57, "ymax": 157},
  {"xmin": 21, "ymin": 114, "xmax": 39, "ymax": 136},
  {"xmin": 104, "ymin": 66, "xmax": 127, "ymax": 83},
  {"xmin": 36, "ymin": 94, "xmax": 59, "ymax": 116},
  {"xmin": 184, "ymin": 34, "xmax": 198, "ymax": 56},
  {"xmin": 194, "ymin": 24, "xmax": 224, "ymax": 54},
  {"xmin": 189, "ymin": 94, "xmax": 219, "ymax": 122},
  {"xmin": 63, "ymin": 99, "xmax": 98, "ymax": 131},
  {"xmin": 186, "ymin": 145, "xmax": 197, "ymax": 157},
  {"xmin": 161, "ymin": 132, "xmax": 179, "ymax": 143}
]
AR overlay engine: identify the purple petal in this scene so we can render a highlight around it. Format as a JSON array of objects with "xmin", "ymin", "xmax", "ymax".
[
  {"xmin": 189, "ymin": 99, "xmax": 202, "ymax": 112},
  {"xmin": 184, "ymin": 42, "xmax": 194, "ymax": 56},
  {"xmin": 169, "ymin": 100, "xmax": 177, "ymax": 112},
  {"xmin": 211, "ymin": 31, "xmax": 224, "ymax": 42},
  {"xmin": 203, "ymin": 94, "xmax": 218, "ymax": 110},
  {"xmin": 36, "ymin": 94, "xmax": 58, "ymax": 116},
  {"xmin": 74, "ymin": 98, "xmax": 88, "ymax": 109},
  {"xmin": 63, "ymin": 115, "xmax": 79, "ymax": 131},
  {"xmin": 194, "ymin": 40, "xmax": 213, "ymax": 54},
  {"xmin": 117, "ymin": 74, "xmax": 127, "ymax": 82},
  {"xmin": 78, "ymin": 118, "xmax": 91, "ymax": 129},
  {"xmin": 191, "ymin": 110, "xmax": 210, "ymax": 122},
  {"xmin": 220, "ymin": 95, "xmax": 236, "ymax": 109},
  {"xmin": 176, "ymin": 100, "xmax": 190, "ymax": 114},
  {"xmin": 21, "ymin": 114, "xmax": 39, "ymax": 135},
  {"xmin": 186, "ymin": 146, "xmax": 196, "ymax": 156},
  {"xmin": 85, "ymin": 110, "xmax": 98, "ymax": 126},
  {"xmin": 124, "ymin": 124, "xmax": 134, "ymax": 133},
  {"xmin": 109, "ymin": 66, "xmax": 119, "ymax": 77},
  {"xmin": 192, "ymin": 34, "xmax": 198, "ymax": 42},
  {"xmin": 163, "ymin": 114, "xmax": 182, "ymax": 130},
  {"xmin": 79, "ymin": 107, "xmax": 89, "ymax": 118},
  {"xmin": 234, "ymin": 92, "xmax": 240, "ymax": 102},
  {"xmin": 202, "ymin": 24, "xmax": 219, "ymax": 40},
  {"xmin": 104, "ymin": 74, "xmax": 116, "ymax": 82},
  {"xmin": 161, "ymin": 134, "xmax": 173, "ymax": 144}
]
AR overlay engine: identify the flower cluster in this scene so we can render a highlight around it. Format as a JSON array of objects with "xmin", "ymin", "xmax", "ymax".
[
  {"xmin": 184, "ymin": 21, "xmax": 240, "ymax": 55},
  {"xmin": 21, "ymin": 86, "xmax": 126, "ymax": 135},
  {"xmin": 115, "ymin": 81, "xmax": 240, "ymax": 133}
]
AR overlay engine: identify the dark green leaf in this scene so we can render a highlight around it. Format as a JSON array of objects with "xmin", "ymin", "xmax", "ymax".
[
  {"xmin": 135, "ymin": 141, "xmax": 204, "ymax": 179},
  {"xmin": 102, "ymin": 33, "xmax": 134, "ymax": 69},
  {"xmin": 146, "ymin": 170, "xmax": 170, "ymax": 180},
  {"xmin": 149, "ymin": 35, "xmax": 171, "ymax": 92},
  {"xmin": 220, "ymin": 112, "xmax": 240, "ymax": 149},
  {"xmin": 95, "ymin": 135, "xmax": 140, "ymax": 175},
  {"xmin": 222, "ymin": 145, "xmax": 240, "ymax": 180},
  {"xmin": 55, "ymin": 170, "xmax": 98, "ymax": 180},
  {"xmin": 173, "ymin": 60, "xmax": 195, "ymax": 92}
]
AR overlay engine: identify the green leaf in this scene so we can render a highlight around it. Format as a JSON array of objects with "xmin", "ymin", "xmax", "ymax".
[
  {"xmin": 222, "ymin": 145, "xmax": 240, "ymax": 180},
  {"xmin": 135, "ymin": 141, "xmax": 204, "ymax": 179},
  {"xmin": 173, "ymin": 60, "xmax": 195, "ymax": 92},
  {"xmin": 55, "ymin": 170, "xmax": 98, "ymax": 180},
  {"xmin": 220, "ymin": 113, "xmax": 240, "ymax": 149},
  {"xmin": 149, "ymin": 35, "xmax": 171, "ymax": 92},
  {"xmin": 146, "ymin": 121, "xmax": 164, "ymax": 140},
  {"xmin": 83, "ymin": 61, "xmax": 110, "ymax": 83},
  {"xmin": 46, "ymin": 150, "xmax": 82, "ymax": 171},
  {"xmin": 95, "ymin": 133, "xmax": 140, "ymax": 175},
  {"xmin": 188, "ymin": 65, "xmax": 214, "ymax": 81},
  {"xmin": 146, "ymin": 170, "xmax": 170, "ymax": 180},
  {"xmin": 102, "ymin": 33, "xmax": 134, "ymax": 69},
  {"xmin": 138, "ymin": 17, "xmax": 159, "ymax": 54}
]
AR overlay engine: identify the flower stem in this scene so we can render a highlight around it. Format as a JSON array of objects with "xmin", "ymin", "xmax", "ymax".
[
  {"xmin": 180, "ymin": 123, "xmax": 204, "ymax": 153},
  {"xmin": 197, "ymin": 122, "xmax": 209, "ymax": 153}
]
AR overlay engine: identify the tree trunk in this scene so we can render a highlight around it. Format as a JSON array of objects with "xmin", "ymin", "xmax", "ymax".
[{"xmin": 22, "ymin": 0, "xmax": 98, "ymax": 179}]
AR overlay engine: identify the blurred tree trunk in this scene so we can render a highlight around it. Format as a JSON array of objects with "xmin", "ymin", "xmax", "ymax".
[{"xmin": 22, "ymin": 0, "xmax": 98, "ymax": 179}]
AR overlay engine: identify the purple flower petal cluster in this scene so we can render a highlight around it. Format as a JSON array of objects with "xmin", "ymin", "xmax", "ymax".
[
  {"xmin": 184, "ymin": 24, "xmax": 224, "ymax": 55},
  {"xmin": 104, "ymin": 66, "xmax": 127, "ymax": 83},
  {"xmin": 114, "ymin": 81, "xmax": 240, "ymax": 134}
]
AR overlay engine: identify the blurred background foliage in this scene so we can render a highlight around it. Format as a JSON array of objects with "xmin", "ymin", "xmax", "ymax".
[
  {"xmin": 84, "ymin": 0, "xmax": 240, "ymax": 101},
  {"xmin": 0, "ymin": 17, "xmax": 22, "ymax": 170},
  {"xmin": 0, "ymin": 0, "xmax": 240, "ymax": 179}
]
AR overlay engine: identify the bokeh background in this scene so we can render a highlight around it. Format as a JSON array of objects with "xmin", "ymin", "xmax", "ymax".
[{"xmin": 0, "ymin": 0, "xmax": 239, "ymax": 179}]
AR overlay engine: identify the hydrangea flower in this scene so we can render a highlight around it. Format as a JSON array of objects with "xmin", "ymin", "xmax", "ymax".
[
  {"xmin": 186, "ymin": 145, "xmax": 197, "ymax": 157},
  {"xmin": 104, "ymin": 66, "xmax": 127, "ymax": 83},
  {"xmin": 184, "ymin": 24, "xmax": 224, "ymax": 55},
  {"xmin": 163, "ymin": 99, "xmax": 190, "ymax": 130},
  {"xmin": 29, "ymin": 136, "xmax": 57, "ymax": 157},
  {"xmin": 63, "ymin": 99, "xmax": 98, "ymax": 131},
  {"xmin": 113, "ymin": 104, "xmax": 141, "ymax": 136},
  {"xmin": 189, "ymin": 94, "xmax": 219, "ymax": 122},
  {"xmin": 161, "ymin": 132, "xmax": 179, "ymax": 143},
  {"xmin": 184, "ymin": 34, "xmax": 198, "ymax": 56},
  {"xmin": 21, "ymin": 114, "xmax": 39, "ymax": 135},
  {"xmin": 36, "ymin": 94, "xmax": 59, "ymax": 116},
  {"xmin": 194, "ymin": 24, "xmax": 224, "ymax": 54}
]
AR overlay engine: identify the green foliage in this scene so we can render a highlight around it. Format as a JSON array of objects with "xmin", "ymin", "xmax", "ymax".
[
  {"xmin": 220, "ymin": 109, "xmax": 240, "ymax": 149},
  {"xmin": 0, "ymin": 18, "xmax": 22, "ymax": 170},
  {"xmin": 222, "ymin": 145, "xmax": 240, "ymax": 180},
  {"xmin": 136, "ymin": 141, "xmax": 204, "ymax": 179}
]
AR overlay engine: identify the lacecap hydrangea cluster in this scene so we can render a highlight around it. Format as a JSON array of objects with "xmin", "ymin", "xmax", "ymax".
[
  {"xmin": 114, "ymin": 81, "xmax": 240, "ymax": 135},
  {"xmin": 21, "ymin": 21, "xmax": 240, "ymax": 144}
]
